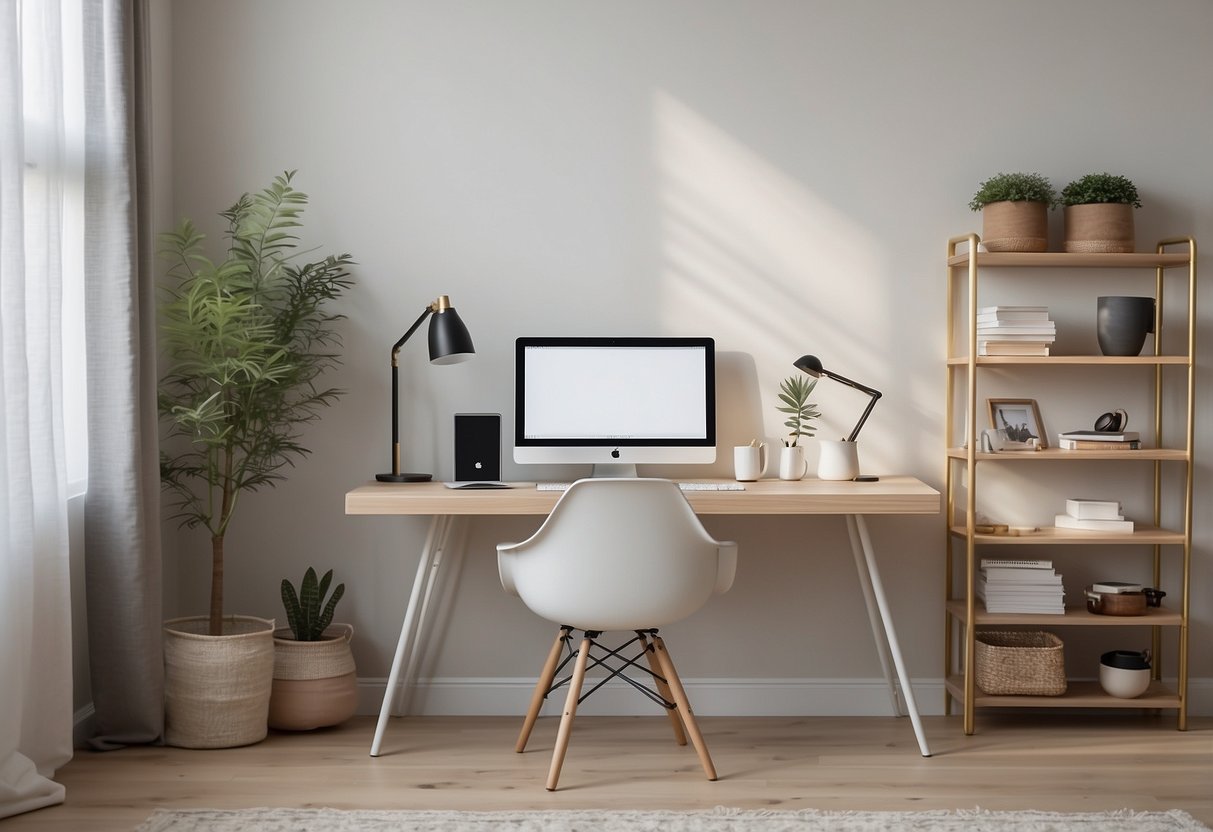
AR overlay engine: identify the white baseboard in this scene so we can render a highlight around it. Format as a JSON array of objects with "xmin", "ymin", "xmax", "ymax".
[{"xmin": 356, "ymin": 676, "xmax": 1213, "ymax": 718}]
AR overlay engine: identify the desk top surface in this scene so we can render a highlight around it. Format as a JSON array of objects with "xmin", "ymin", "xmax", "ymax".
[{"xmin": 345, "ymin": 476, "xmax": 939, "ymax": 516}]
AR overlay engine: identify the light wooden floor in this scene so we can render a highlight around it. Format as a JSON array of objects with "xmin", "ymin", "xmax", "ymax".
[{"xmin": 7, "ymin": 715, "xmax": 1211, "ymax": 830}]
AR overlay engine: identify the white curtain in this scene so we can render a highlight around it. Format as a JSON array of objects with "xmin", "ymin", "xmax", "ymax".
[{"xmin": 0, "ymin": 0, "xmax": 75, "ymax": 819}]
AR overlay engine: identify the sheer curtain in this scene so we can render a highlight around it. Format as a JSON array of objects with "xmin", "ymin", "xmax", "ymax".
[{"xmin": 0, "ymin": 0, "xmax": 75, "ymax": 818}]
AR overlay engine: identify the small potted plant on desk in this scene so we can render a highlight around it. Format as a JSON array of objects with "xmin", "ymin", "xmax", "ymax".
[
  {"xmin": 776, "ymin": 374, "xmax": 820, "ymax": 480},
  {"xmin": 270, "ymin": 568, "xmax": 358, "ymax": 731},
  {"xmin": 1061, "ymin": 172, "xmax": 1141, "ymax": 253},
  {"xmin": 969, "ymin": 172, "xmax": 1056, "ymax": 252}
]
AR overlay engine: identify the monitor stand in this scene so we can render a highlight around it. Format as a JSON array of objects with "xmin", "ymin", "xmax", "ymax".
[{"xmin": 590, "ymin": 462, "xmax": 638, "ymax": 478}]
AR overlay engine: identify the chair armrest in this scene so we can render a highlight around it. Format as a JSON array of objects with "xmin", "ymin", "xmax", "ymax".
[
  {"xmin": 715, "ymin": 541, "xmax": 738, "ymax": 594},
  {"xmin": 497, "ymin": 543, "xmax": 520, "ymax": 596}
]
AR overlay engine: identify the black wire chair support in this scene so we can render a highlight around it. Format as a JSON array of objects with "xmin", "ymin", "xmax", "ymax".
[{"xmin": 544, "ymin": 627, "xmax": 675, "ymax": 711}]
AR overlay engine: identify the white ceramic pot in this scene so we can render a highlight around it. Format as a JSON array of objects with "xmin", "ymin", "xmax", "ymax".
[
  {"xmin": 778, "ymin": 445, "xmax": 807, "ymax": 481},
  {"xmin": 817, "ymin": 440, "xmax": 860, "ymax": 481}
]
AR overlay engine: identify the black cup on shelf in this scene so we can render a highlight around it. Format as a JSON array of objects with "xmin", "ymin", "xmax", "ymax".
[{"xmin": 1097, "ymin": 296, "xmax": 1155, "ymax": 356}]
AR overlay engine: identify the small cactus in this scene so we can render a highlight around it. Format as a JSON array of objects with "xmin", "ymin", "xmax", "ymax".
[{"xmin": 281, "ymin": 567, "xmax": 345, "ymax": 641}]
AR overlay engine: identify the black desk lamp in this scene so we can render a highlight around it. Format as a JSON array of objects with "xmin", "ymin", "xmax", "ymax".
[
  {"xmin": 794, "ymin": 355, "xmax": 882, "ymax": 442},
  {"xmin": 377, "ymin": 295, "xmax": 475, "ymax": 483}
]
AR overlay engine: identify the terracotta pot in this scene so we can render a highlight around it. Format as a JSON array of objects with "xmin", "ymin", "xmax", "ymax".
[
  {"xmin": 981, "ymin": 201, "xmax": 1048, "ymax": 252},
  {"xmin": 1064, "ymin": 203, "xmax": 1135, "ymax": 253},
  {"xmin": 269, "ymin": 623, "xmax": 358, "ymax": 731}
]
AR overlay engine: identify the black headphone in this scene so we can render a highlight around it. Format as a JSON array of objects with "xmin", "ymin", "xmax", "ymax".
[{"xmin": 1094, "ymin": 409, "xmax": 1128, "ymax": 432}]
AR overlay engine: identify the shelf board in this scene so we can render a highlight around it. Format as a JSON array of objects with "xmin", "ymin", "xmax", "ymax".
[
  {"xmin": 947, "ymin": 251, "xmax": 1191, "ymax": 269},
  {"xmin": 948, "ymin": 524, "xmax": 1186, "ymax": 545},
  {"xmin": 946, "ymin": 355, "xmax": 1190, "ymax": 366},
  {"xmin": 944, "ymin": 676, "xmax": 1180, "ymax": 709},
  {"xmin": 946, "ymin": 599, "xmax": 1183, "ymax": 627},
  {"xmin": 946, "ymin": 447, "xmax": 1189, "ymax": 462}
]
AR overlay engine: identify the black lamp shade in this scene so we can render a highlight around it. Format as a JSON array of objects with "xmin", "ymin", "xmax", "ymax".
[
  {"xmin": 794, "ymin": 354, "xmax": 824, "ymax": 377},
  {"xmin": 428, "ymin": 306, "xmax": 475, "ymax": 365}
]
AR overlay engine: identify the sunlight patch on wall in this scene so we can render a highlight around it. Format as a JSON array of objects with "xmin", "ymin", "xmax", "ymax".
[{"xmin": 653, "ymin": 91, "xmax": 892, "ymax": 446}]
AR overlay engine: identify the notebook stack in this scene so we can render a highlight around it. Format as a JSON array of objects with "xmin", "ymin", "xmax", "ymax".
[
  {"xmin": 1054, "ymin": 498, "xmax": 1134, "ymax": 534},
  {"xmin": 976, "ymin": 306, "xmax": 1056, "ymax": 356},
  {"xmin": 976, "ymin": 558, "xmax": 1065, "ymax": 614}
]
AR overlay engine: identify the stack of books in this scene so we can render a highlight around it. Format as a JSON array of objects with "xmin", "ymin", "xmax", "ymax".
[
  {"xmin": 1057, "ymin": 429, "xmax": 1141, "ymax": 450},
  {"xmin": 1055, "ymin": 498, "xmax": 1134, "ymax": 534},
  {"xmin": 976, "ymin": 306, "xmax": 1056, "ymax": 356},
  {"xmin": 976, "ymin": 558, "xmax": 1065, "ymax": 614}
]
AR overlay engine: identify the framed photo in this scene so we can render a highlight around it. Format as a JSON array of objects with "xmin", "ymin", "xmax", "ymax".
[{"xmin": 987, "ymin": 398, "xmax": 1048, "ymax": 449}]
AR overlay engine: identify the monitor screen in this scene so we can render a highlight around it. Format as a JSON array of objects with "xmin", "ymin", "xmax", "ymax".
[{"xmin": 514, "ymin": 336, "xmax": 716, "ymax": 472}]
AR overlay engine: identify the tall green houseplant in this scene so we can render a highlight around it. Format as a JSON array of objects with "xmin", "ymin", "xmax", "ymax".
[{"xmin": 159, "ymin": 171, "xmax": 354, "ymax": 636}]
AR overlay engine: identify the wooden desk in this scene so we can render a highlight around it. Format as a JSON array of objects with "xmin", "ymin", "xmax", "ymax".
[{"xmin": 346, "ymin": 476, "xmax": 940, "ymax": 758}]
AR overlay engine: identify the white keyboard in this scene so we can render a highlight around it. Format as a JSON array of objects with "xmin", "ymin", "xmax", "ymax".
[{"xmin": 536, "ymin": 481, "xmax": 744, "ymax": 492}]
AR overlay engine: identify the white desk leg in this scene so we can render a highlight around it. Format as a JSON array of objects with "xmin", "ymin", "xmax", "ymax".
[
  {"xmin": 846, "ymin": 515, "xmax": 904, "ymax": 717},
  {"xmin": 370, "ymin": 514, "xmax": 452, "ymax": 757},
  {"xmin": 851, "ymin": 514, "xmax": 931, "ymax": 757},
  {"xmin": 394, "ymin": 516, "xmax": 466, "ymax": 716}
]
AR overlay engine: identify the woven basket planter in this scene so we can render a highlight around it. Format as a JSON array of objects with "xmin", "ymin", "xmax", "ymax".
[
  {"xmin": 163, "ymin": 615, "xmax": 276, "ymax": 748},
  {"xmin": 269, "ymin": 623, "xmax": 358, "ymax": 731},
  {"xmin": 981, "ymin": 201, "xmax": 1049, "ymax": 252},
  {"xmin": 975, "ymin": 630, "xmax": 1066, "ymax": 696},
  {"xmin": 1064, "ymin": 203, "xmax": 1135, "ymax": 253}
]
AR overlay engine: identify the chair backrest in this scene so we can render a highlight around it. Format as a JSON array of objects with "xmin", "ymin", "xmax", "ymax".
[{"xmin": 497, "ymin": 478, "xmax": 737, "ymax": 631}]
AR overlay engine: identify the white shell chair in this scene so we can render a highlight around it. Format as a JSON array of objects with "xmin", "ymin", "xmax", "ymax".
[{"xmin": 497, "ymin": 478, "xmax": 737, "ymax": 791}]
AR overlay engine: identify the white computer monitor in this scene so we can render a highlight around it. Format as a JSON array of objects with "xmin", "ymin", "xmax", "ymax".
[{"xmin": 514, "ymin": 336, "xmax": 716, "ymax": 476}]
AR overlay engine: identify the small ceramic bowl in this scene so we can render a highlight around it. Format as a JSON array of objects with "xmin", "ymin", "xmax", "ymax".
[{"xmin": 1099, "ymin": 650, "xmax": 1151, "ymax": 698}]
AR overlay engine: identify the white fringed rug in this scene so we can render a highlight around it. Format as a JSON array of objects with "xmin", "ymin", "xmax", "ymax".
[{"xmin": 135, "ymin": 807, "xmax": 1211, "ymax": 831}]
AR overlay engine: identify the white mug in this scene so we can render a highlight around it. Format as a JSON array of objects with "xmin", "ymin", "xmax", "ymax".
[{"xmin": 734, "ymin": 444, "xmax": 766, "ymax": 481}]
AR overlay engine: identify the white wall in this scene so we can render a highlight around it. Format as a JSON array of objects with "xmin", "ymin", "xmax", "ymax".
[{"xmin": 160, "ymin": 0, "xmax": 1213, "ymax": 715}]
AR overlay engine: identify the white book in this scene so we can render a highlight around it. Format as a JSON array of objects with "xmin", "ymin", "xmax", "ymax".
[
  {"xmin": 1065, "ymin": 498, "xmax": 1123, "ymax": 520},
  {"xmin": 976, "ymin": 323, "xmax": 1057, "ymax": 333},
  {"xmin": 981, "ymin": 567, "xmax": 1062, "ymax": 584},
  {"xmin": 1090, "ymin": 581, "xmax": 1143, "ymax": 594},
  {"xmin": 1055, "ymin": 514, "xmax": 1134, "ymax": 533},
  {"xmin": 977, "ymin": 332, "xmax": 1058, "ymax": 341},
  {"xmin": 979, "ymin": 345, "xmax": 1051, "ymax": 356},
  {"xmin": 977, "ymin": 306, "xmax": 1049, "ymax": 315},
  {"xmin": 1059, "ymin": 430, "xmax": 1140, "ymax": 442},
  {"xmin": 981, "ymin": 558, "xmax": 1052, "ymax": 569}
]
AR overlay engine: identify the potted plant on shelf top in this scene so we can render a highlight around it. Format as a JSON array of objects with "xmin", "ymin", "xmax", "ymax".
[
  {"xmin": 158, "ymin": 170, "xmax": 354, "ymax": 748},
  {"xmin": 1060, "ymin": 172, "xmax": 1141, "ymax": 253},
  {"xmin": 270, "ymin": 568, "xmax": 358, "ymax": 731},
  {"xmin": 968, "ymin": 172, "xmax": 1056, "ymax": 252},
  {"xmin": 775, "ymin": 375, "xmax": 820, "ymax": 481}
]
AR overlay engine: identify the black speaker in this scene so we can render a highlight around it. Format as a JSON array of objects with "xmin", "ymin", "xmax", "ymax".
[{"xmin": 454, "ymin": 413, "xmax": 501, "ymax": 482}]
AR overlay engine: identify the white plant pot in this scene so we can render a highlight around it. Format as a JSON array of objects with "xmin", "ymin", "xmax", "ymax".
[
  {"xmin": 778, "ymin": 445, "xmax": 807, "ymax": 481},
  {"xmin": 817, "ymin": 440, "xmax": 860, "ymax": 481}
]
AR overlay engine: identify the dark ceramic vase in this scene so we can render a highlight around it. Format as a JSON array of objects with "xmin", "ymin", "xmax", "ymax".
[{"xmin": 1097, "ymin": 296, "xmax": 1154, "ymax": 356}]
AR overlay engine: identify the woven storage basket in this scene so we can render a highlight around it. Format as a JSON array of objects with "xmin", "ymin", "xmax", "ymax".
[
  {"xmin": 272, "ymin": 624, "xmax": 356, "ymax": 680},
  {"xmin": 269, "ymin": 624, "xmax": 358, "ymax": 731},
  {"xmin": 975, "ymin": 630, "xmax": 1066, "ymax": 696},
  {"xmin": 163, "ymin": 615, "xmax": 275, "ymax": 748}
]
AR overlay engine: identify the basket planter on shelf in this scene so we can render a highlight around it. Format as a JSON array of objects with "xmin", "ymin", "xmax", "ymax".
[
  {"xmin": 1061, "ymin": 172, "xmax": 1140, "ymax": 253},
  {"xmin": 980, "ymin": 200, "xmax": 1049, "ymax": 252},
  {"xmin": 1064, "ymin": 203, "xmax": 1135, "ymax": 253}
]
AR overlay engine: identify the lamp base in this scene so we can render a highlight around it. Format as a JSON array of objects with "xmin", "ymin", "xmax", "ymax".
[{"xmin": 375, "ymin": 472, "xmax": 433, "ymax": 483}]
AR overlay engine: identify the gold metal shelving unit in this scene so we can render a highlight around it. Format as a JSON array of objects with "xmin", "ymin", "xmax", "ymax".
[{"xmin": 944, "ymin": 235, "xmax": 1195, "ymax": 734}]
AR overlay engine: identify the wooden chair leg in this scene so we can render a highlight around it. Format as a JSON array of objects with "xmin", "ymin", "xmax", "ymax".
[
  {"xmin": 546, "ymin": 634, "xmax": 591, "ymax": 791},
  {"xmin": 516, "ymin": 627, "xmax": 571, "ymax": 753},
  {"xmin": 638, "ymin": 631, "xmax": 686, "ymax": 746},
  {"xmin": 651, "ymin": 635, "xmax": 717, "ymax": 781}
]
